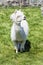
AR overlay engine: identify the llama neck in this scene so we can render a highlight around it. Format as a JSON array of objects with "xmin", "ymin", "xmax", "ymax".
[{"xmin": 15, "ymin": 22, "xmax": 21, "ymax": 27}]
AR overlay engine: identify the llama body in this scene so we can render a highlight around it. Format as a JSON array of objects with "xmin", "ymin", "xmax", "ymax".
[{"xmin": 10, "ymin": 10, "xmax": 29, "ymax": 53}]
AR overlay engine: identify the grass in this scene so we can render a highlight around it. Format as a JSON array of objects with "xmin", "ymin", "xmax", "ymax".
[{"xmin": 0, "ymin": 6, "xmax": 43, "ymax": 65}]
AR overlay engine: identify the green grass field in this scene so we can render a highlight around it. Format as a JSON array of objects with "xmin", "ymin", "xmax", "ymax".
[{"xmin": 0, "ymin": 6, "xmax": 43, "ymax": 65}]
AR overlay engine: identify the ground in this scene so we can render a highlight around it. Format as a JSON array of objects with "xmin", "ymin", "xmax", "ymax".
[{"xmin": 0, "ymin": 6, "xmax": 43, "ymax": 65}]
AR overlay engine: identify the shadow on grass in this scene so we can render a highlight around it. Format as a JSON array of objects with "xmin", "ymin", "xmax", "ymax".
[{"xmin": 24, "ymin": 40, "xmax": 31, "ymax": 52}]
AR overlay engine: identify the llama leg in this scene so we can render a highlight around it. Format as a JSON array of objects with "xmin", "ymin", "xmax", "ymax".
[
  {"xmin": 14, "ymin": 41, "xmax": 18, "ymax": 53},
  {"xmin": 17, "ymin": 42, "xmax": 21, "ymax": 52},
  {"xmin": 20, "ymin": 41, "xmax": 25, "ymax": 52}
]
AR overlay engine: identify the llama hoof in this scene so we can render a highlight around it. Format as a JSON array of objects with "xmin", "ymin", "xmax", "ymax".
[
  {"xmin": 22, "ymin": 48, "xmax": 25, "ymax": 52},
  {"xmin": 20, "ymin": 48, "xmax": 25, "ymax": 52},
  {"xmin": 16, "ymin": 50, "xmax": 18, "ymax": 53},
  {"xmin": 18, "ymin": 49, "xmax": 20, "ymax": 52}
]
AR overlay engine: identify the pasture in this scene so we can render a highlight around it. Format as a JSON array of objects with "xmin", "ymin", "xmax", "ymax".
[{"xmin": 0, "ymin": 6, "xmax": 43, "ymax": 65}]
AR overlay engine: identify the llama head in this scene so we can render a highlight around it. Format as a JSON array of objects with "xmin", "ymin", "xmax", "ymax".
[{"xmin": 10, "ymin": 10, "xmax": 26, "ymax": 24}]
